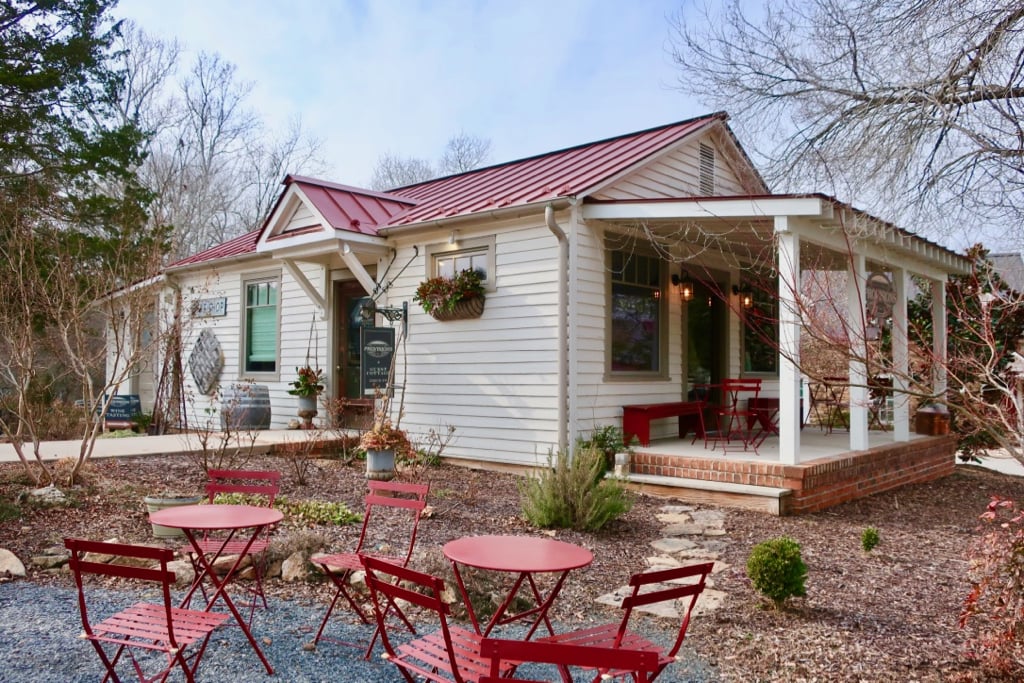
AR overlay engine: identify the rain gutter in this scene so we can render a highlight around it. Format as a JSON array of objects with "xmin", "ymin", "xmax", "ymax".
[{"xmin": 545, "ymin": 203, "xmax": 569, "ymax": 453}]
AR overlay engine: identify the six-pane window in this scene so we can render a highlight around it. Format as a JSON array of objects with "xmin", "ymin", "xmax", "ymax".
[
  {"xmin": 610, "ymin": 251, "xmax": 662, "ymax": 373},
  {"xmin": 436, "ymin": 248, "xmax": 488, "ymax": 281},
  {"xmin": 244, "ymin": 280, "xmax": 278, "ymax": 373}
]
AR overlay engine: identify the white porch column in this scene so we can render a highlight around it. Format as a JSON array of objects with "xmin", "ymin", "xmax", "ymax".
[
  {"xmin": 931, "ymin": 280, "xmax": 948, "ymax": 398},
  {"xmin": 848, "ymin": 253, "xmax": 870, "ymax": 450},
  {"xmin": 892, "ymin": 268, "xmax": 911, "ymax": 441},
  {"xmin": 776, "ymin": 217, "xmax": 801, "ymax": 465}
]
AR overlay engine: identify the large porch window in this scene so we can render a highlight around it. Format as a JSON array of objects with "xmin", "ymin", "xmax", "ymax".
[
  {"xmin": 609, "ymin": 250, "xmax": 664, "ymax": 374},
  {"xmin": 742, "ymin": 284, "xmax": 778, "ymax": 374}
]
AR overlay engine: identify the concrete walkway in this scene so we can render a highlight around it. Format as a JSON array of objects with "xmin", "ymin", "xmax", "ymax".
[{"xmin": 0, "ymin": 430, "xmax": 310, "ymax": 464}]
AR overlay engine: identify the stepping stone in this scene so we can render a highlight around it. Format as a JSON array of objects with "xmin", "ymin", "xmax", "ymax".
[
  {"xmin": 662, "ymin": 522, "xmax": 705, "ymax": 536},
  {"xmin": 698, "ymin": 539, "xmax": 731, "ymax": 553},
  {"xmin": 656, "ymin": 511, "xmax": 692, "ymax": 524},
  {"xmin": 692, "ymin": 588, "xmax": 726, "ymax": 616},
  {"xmin": 689, "ymin": 509, "xmax": 726, "ymax": 527},
  {"xmin": 645, "ymin": 554, "xmax": 683, "ymax": 569},
  {"xmin": 659, "ymin": 505, "xmax": 696, "ymax": 514},
  {"xmin": 703, "ymin": 528, "xmax": 728, "ymax": 536},
  {"xmin": 651, "ymin": 537, "xmax": 698, "ymax": 554}
]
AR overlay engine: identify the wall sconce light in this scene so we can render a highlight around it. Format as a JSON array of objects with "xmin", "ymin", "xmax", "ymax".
[
  {"xmin": 671, "ymin": 271, "xmax": 694, "ymax": 302},
  {"xmin": 732, "ymin": 284, "xmax": 754, "ymax": 309},
  {"xmin": 448, "ymin": 230, "xmax": 458, "ymax": 246}
]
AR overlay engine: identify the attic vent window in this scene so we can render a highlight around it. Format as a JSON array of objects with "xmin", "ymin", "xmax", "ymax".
[{"xmin": 699, "ymin": 143, "xmax": 715, "ymax": 195}]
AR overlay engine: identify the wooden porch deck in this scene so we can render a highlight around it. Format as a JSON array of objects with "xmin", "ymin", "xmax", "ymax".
[{"xmin": 624, "ymin": 429, "xmax": 957, "ymax": 515}]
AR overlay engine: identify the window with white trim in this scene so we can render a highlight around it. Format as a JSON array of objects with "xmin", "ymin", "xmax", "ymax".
[
  {"xmin": 609, "ymin": 250, "xmax": 664, "ymax": 374},
  {"xmin": 425, "ymin": 235, "xmax": 496, "ymax": 288},
  {"xmin": 243, "ymin": 277, "xmax": 279, "ymax": 374}
]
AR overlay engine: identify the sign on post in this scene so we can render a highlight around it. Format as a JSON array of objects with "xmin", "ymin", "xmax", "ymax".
[{"xmin": 360, "ymin": 326, "xmax": 395, "ymax": 397}]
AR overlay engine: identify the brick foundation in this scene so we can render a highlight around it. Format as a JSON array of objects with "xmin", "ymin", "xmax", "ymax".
[{"xmin": 630, "ymin": 435, "xmax": 956, "ymax": 514}]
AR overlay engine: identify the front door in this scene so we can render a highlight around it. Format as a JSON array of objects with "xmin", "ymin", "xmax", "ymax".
[
  {"xmin": 687, "ymin": 278, "xmax": 728, "ymax": 404},
  {"xmin": 332, "ymin": 281, "xmax": 373, "ymax": 427}
]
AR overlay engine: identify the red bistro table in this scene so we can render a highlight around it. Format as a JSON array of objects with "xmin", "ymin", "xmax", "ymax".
[
  {"xmin": 149, "ymin": 504, "xmax": 283, "ymax": 675},
  {"xmin": 443, "ymin": 535, "xmax": 594, "ymax": 640}
]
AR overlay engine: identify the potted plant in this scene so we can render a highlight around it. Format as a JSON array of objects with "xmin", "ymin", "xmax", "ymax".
[
  {"xmin": 288, "ymin": 365, "xmax": 324, "ymax": 427},
  {"xmin": 359, "ymin": 418, "xmax": 413, "ymax": 481},
  {"xmin": 413, "ymin": 268, "xmax": 486, "ymax": 321},
  {"xmin": 143, "ymin": 490, "xmax": 204, "ymax": 538}
]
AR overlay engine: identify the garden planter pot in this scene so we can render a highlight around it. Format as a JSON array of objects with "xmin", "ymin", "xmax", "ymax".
[
  {"xmin": 297, "ymin": 395, "xmax": 318, "ymax": 427},
  {"xmin": 143, "ymin": 494, "xmax": 204, "ymax": 538},
  {"xmin": 365, "ymin": 449, "xmax": 396, "ymax": 481},
  {"xmin": 429, "ymin": 296, "xmax": 485, "ymax": 322}
]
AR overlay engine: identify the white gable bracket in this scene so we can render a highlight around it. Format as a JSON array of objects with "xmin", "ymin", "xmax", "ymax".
[
  {"xmin": 340, "ymin": 243, "xmax": 380, "ymax": 296},
  {"xmin": 282, "ymin": 259, "xmax": 327, "ymax": 316}
]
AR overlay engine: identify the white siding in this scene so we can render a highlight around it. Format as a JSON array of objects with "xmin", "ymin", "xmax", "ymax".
[
  {"xmin": 594, "ymin": 137, "xmax": 749, "ymax": 201},
  {"xmin": 388, "ymin": 218, "xmax": 564, "ymax": 465},
  {"xmin": 283, "ymin": 203, "xmax": 317, "ymax": 232},
  {"xmin": 171, "ymin": 260, "xmax": 329, "ymax": 430},
  {"xmin": 571, "ymin": 219, "xmax": 689, "ymax": 443}
]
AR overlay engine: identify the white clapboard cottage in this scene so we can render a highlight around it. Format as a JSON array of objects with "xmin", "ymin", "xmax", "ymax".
[{"xmin": 114, "ymin": 113, "xmax": 970, "ymax": 514}]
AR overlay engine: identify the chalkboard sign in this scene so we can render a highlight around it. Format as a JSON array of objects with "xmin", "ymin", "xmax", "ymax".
[{"xmin": 360, "ymin": 326, "xmax": 395, "ymax": 396}]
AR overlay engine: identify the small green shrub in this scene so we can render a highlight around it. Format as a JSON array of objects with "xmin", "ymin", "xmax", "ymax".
[
  {"xmin": 861, "ymin": 526, "xmax": 880, "ymax": 552},
  {"xmin": 746, "ymin": 536, "xmax": 807, "ymax": 609},
  {"xmin": 0, "ymin": 500, "xmax": 20, "ymax": 522},
  {"xmin": 518, "ymin": 446, "xmax": 633, "ymax": 531},
  {"xmin": 211, "ymin": 492, "xmax": 360, "ymax": 526},
  {"xmin": 278, "ymin": 498, "xmax": 361, "ymax": 526},
  {"xmin": 576, "ymin": 425, "xmax": 634, "ymax": 471}
]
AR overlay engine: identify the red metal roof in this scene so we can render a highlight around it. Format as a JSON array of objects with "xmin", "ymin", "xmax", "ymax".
[
  {"xmin": 283, "ymin": 176, "xmax": 416, "ymax": 234},
  {"xmin": 171, "ymin": 114, "xmax": 725, "ymax": 267},
  {"xmin": 168, "ymin": 228, "xmax": 261, "ymax": 268},
  {"xmin": 384, "ymin": 113, "xmax": 724, "ymax": 226}
]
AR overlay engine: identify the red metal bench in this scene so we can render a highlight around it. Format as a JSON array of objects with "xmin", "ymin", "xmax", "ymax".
[{"xmin": 622, "ymin": 400, "xmax": 707, "ymax": 447}]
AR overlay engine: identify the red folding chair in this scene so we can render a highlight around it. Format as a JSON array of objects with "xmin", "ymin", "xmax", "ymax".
[
  {"xmin": 181, "ymin": 469, "xmax": 281, "ymax": 625},
  {"xmin": 537, "ymin": 561, "xmax": 714, "ymax": 682},
  {"xmin": 65, "ymin": 538, "xmax": 229, "ymax": 683},
  {"xmin": 361, "ymin": 555, "xmax": 514, "ymax": 683},
  {"xmin": 707, "ymin": 378, "xmax": 762, "ymax": 451},
  {"xmin": 480, "ymin": 637, "xmax": 660, "ymax": 683},
  {"xmin": 313, "ymin": 480, "xmax": 429, "ymax": 656}
]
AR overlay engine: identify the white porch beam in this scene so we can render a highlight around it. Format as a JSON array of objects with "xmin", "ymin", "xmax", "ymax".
[
  {"xmin": 340, "ymin": 243, "xmax": 380, "ymax": 297},
  {"xmin": 582, "ymin": 197, "xmax": 831, "ymax": 221},
  {"xmin": 776, "ymin": 217, "xmax": 801, "ymax": 465},
  {"xmin": 892, "ymin": 268, "xmax": 911, "ymax": 441},
  {"xmin": 848, "ymin": 253, "xmax": 870, "ymax": 451},
  {"xmin": 281, "ymin": 259, "xmax": 326, "ymax": 316}
]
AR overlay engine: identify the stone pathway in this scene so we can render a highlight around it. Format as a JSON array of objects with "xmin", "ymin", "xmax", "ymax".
[{"xmin": 595, "ymin": 504, "xmax": 728, "ymax": 618}]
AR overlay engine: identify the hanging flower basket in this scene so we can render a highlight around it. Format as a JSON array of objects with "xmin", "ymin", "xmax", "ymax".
[
  {"xmin": 414, "ymin": 269, "xmax": 486, "ymax": 322},
  {"xmin": 429, "ymin": 296, "xmax": 485, "ymax": 321}
]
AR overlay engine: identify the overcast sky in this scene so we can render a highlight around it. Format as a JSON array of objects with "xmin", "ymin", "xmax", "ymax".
[{"xmin": 114, "ymin": 0, "xmax": 700, "ymax": 187}]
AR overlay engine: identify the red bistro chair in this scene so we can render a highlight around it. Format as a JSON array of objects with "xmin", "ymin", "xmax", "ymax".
[
  {"xmin": 707, "ymin": 378, "xmax": 763, "ymax": 451},
  {"xmin": 537, "ymin": 561, "xmax": 714, "ymax": 682},
  {"xmin": 181, "ymin": 469, "xmax": 281, "ymax": 625},
  {"xmin": 361, "ymin": 554, "xmax": 515, "ymax": 683},
  {"xmin": 480, "ymin": 637, "xmax": 660, "ymax": 683},
  {"xmin": 65, "ymin": 538, "xmax": 229, "ymax": 683},
  {"xmin": 313, "ymin": 480, "xmax": 429, "ymax": 657}
]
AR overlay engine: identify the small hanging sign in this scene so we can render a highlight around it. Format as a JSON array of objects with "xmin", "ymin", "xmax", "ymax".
[
  {"xmin": 192, "ymin": 297, "xmax": 227, "ymax": 318},
  {"xmin": 360, "ymin": 326, "xmax": 395, "ymax": 397}
]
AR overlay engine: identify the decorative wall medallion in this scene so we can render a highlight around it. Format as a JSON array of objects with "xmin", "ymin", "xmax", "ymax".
[{"xmin": 189, "ymin": 328, "xmax": 224, "ymax": 395}]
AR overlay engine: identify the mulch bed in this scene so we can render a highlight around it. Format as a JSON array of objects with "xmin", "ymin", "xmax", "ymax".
[{"xmin": 2, "ymin": 452, "xmax": 1023, "ymax": 682}]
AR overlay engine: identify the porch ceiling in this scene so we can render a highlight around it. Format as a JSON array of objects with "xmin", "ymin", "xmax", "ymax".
[{"xmin": 583, "ymin": 194, "xmax": 971, "ymax": 278}]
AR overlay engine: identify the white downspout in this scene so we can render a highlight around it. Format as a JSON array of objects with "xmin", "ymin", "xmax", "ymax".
[{"xmin": 545, "ymin": 204, "xmax": 569, "ymax": 453}]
